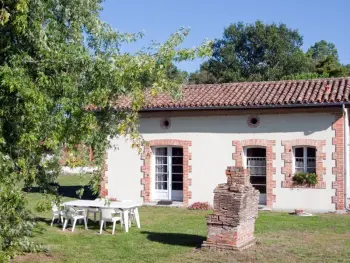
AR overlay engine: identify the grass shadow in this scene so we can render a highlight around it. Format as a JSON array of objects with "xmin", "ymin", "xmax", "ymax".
[
  {"xmin": 35, "ymin": 216, "xmax": 102, "ymax": 230},
  {"xmin": 141, "ymin": 231, "xmax": 205, "ymax": 248}
]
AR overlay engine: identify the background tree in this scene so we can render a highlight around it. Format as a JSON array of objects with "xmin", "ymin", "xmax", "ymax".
[
  {"xmin": 306, "ymin": 40, "xmax": 339, "ymax": 62},
  {"xmin": 306, "ymin": 40, "xmax": 347, "ymax": 77},
  {"xmin": 0, "ymin": 0, "xmax": 211, "ymax": 260},
  {"xmin": 189, "ymin": 21, "xmax": 311, "ymax": 83},
  {"xmin": 190, "ymin": 22, "xmax": 350, "ymax": 84}
]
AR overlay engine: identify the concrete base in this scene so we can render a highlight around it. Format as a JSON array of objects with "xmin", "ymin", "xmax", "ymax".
[{"xmin": 143, "ymin": 201, "xmax": 184, "ymax": 208}]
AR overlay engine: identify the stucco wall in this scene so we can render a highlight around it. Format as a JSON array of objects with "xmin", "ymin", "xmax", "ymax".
[{"xmin": 107, "ymin": 112, "xmax": 337, "ymax": 212}]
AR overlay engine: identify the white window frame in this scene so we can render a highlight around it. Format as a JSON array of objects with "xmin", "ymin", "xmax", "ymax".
[{"xmin": 293, "ymin": 146, "xmax": 316, "ymax": 173}]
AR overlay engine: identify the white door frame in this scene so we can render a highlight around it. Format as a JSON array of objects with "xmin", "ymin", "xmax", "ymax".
[{"xmin": 152, "ymin": 146, "xmax": 183, "ymax": 201}]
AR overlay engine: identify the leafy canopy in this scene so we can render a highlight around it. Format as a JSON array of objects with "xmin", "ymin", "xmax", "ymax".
[
  {"xmin": 0, "ymin": 0, "xmax": 211, "ymax": 260},
  {"xmin": 190, "ymin": 21, "xmax": 350, "ymax": 83},
  {"xmin": 190, "ymin": 21, "xmax": 310, "ymax": 83}
]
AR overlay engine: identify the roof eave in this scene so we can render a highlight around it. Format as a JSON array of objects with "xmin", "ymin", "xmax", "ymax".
[{"xmin": 139, "ymin": 102, "xmax": 350, "ymax": 112}]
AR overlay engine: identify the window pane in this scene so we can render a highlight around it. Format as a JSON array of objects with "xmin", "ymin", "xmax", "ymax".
[
  {"xmin": 307, "ymin": 167, "xmax": 316, "ymax": 173},
  {"xmin": 252, "ymin": 185, "xmax": 266, "ymax": 194},
  {"xmin": 155, "ymin": 182, "xmax": 167, "ymax": 190},
  {"xmin": 307, "ymin": 158, "xmax": 316, "ymax": 169},
  {"xmin": 307, "ymin": 147, "xmax": 316, "ymax": 158},
  {"xmin": 247, "ymin": 148, "xmax": 266, "ymax": 157},
  {"xmin": 156, "ymin": 174, "xmax": 167, "ymax": 181},
  {"xmin": 172, "ymin": 183, "xmax": 183, "ymax": 190},
  {"xmin": 172, "ymin": 157, "xmax": 183, "ymax": 165},
  {"xmin": 295, "ymin": 148, "xmax": 304, "ymax": 157},
  {"xmin": 250, "ymin": 176, "xmax": 266, "ymax": 185},
  {"xmin": 156, "ymin": 157, "xmax": 167, "ymax": 165},
  {"xmin": 156, "ymin": 165, "xmax": 167, "ymax": 173},
  {"xmin": 155, "ymin": 147, "xmax": 167, "ymax": 156},
  {"xmin": 172, "ymin": 147, "xmax": 183, "ymax": 156},
  {"xmin": 295, "ymin": 167, "xmax": 304, "ymax": 173},
  {"xmin": 248, "ymin": 166, "xmax": 266, "ymax": 176},
  {"xmin": 172, "ymin": 165, "xmax": 183, "ymax": 173},
  {"xmin": 172, "ymin": 174, "xmax": 183, "ymax": 182},
  {"xmin": 295, "ymin": 157, "xmax": 304, "ymax": 168}
]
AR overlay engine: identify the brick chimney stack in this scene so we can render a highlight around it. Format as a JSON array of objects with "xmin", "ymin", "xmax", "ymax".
[{"xmin": 202, "ymin": 166, "xmax": 259, "ymax": 250}]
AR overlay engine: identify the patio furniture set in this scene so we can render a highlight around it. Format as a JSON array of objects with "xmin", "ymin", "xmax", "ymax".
[{"xmin": 51, "ymin": 199, "xmax": 142, "ymax": 234}]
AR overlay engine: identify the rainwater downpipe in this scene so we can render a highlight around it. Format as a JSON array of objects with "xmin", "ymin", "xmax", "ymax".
[{"xmin": 342, "ymin": 104, "xmax": 350, "ymax": 211}]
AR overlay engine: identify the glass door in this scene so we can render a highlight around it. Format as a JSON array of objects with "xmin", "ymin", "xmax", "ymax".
[
  {"xmin": 153, "ymin": 146, "xmax": 184, "ymax": 201},
  {"xmin": 154, "ymin": 147, "xmax": 169, "ymax": 200}
]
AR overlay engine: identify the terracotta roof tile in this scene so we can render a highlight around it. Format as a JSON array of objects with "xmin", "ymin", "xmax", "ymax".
[{"xmin": 114, "ymin": 77, "xmax": 350, "ymax": 110}]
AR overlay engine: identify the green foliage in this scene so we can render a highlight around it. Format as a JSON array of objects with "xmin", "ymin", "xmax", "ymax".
[
  {"xmin": 190, "ymin": 22, "xmax": 350, "ymax": 84},
  {"xmin": 314, "ymin": 55, "xmax": 347, "ymax": 77},
  {"xmin": 190, "ymin": 21, "xmax": 311, "ymax": 83},
  {"xmin": 292, "ymin": 172, "xmax": 318, "ymax": 186},
  {"xmin": 0, "ymin": 0, "xmax": 211, "ymax": 259},
  {"xmin": 306, "ymin": 40, "xmax": 339, "ymax": 62},
  {"xmin": 281, "ymin": 72, "xmax": 329, "ymax": 80}
]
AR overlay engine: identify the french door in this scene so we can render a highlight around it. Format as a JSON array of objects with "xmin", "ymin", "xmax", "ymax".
[{"xmin": 153, "ymin": 146, "xmax": 184, "ymax": 201}]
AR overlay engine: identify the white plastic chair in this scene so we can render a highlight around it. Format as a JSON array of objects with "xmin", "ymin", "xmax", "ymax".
[
  {"xmin": 51, "ymin": 202, "xmax": 64, "ymax": 226},
  {"xmin": 62, "ymin": 207, "xmax": 88, "ymax": 232},
  {"xmin": 99, "ymin": 209, "xmax": 122, "ymax": 235},
  {"xmin": 87, "ymin": 199, "xmax": 101, "ymax": 222}
]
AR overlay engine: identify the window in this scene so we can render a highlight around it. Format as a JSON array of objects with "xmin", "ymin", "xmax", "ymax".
[
  {"xmin": 246, "ymin": 147, "xmax": 266, "ymax": 195},
  {"xmin": 294, "ymin": 147, "xmax": 316, "ymax": 173}
]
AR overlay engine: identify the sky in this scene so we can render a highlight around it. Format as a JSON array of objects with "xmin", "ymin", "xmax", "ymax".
[{"xmin": 100, "ymin": 0, "xmax": 350, "ymax": 73}]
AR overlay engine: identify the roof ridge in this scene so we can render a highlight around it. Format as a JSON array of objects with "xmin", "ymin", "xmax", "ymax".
[{"xmin": 185, "ymin": 77, "xmax": 350, "ymax": 89}]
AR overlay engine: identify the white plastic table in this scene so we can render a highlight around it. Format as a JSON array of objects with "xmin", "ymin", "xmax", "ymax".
[{"xmin": 63, "ymin": 200, "xmax": 142, "ymax": 232}]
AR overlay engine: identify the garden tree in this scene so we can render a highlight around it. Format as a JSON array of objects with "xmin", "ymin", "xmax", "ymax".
[
  {"xmin": 306, "ymin": 40, "xmax": 339, "ymax": 62},
  {"xmin": 189, "ymin": 21, "xmax": 311, "ymax": 84},
  {"xmin": 0, "ymin": 0, "xmax": 211, "ymax": 260},
  {"xmin": 345, "ymin": 64, "xmax": 350, "ymax": 75},
  {"xmin": 306, "ymin": 40, "xmax": 349, "ymax": 78},
  {"xmin": 141, "ymin": 63, "xmax": 189, "ymax": 86},
  {"xmin": 188, "ymin": 61, "xmax": 218, "ymax": 84},
  {"xmin": 314, "ymin": 55, "xmax": 347, "ymax": 77}
]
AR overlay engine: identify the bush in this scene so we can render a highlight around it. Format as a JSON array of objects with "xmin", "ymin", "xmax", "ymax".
[
  {"xmin": 292, "ymin": 172, "xmax": 318, "ymax": 185},
  {"xmin": 305, "ymin": 173, "xmax": 318, "ymax": 185},
  {"xmin": 188, "ymin": 202, "xmax": 213, "ymax": 210}
]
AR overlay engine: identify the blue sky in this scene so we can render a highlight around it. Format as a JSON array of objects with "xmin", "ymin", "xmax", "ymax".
[{"xmin": 100, "ymin": 0, "xmax": 350, "ymax": 73}]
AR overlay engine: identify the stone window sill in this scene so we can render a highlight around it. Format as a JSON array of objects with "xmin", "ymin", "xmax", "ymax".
[{"xmin": 281, "ymin": 181, "xmax": 326, "ymax": 189}]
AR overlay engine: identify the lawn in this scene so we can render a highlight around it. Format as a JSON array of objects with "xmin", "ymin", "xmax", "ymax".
[{"xmin": 14, "ymin": 175, "xmax": 350, "ymax": 263}]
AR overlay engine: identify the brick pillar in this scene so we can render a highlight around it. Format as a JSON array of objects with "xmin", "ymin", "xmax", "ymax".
[{"xmin": 202, "ymin": 166, "xmax": 259, "ymax": 251}]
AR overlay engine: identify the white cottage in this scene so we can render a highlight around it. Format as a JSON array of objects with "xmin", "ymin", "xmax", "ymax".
[{"xmin": 101, "ymin": 77, "xmax": 350, "ymax": 212}]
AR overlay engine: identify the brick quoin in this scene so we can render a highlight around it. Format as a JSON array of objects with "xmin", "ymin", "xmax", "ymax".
[
  {"xmin": 141, "ymin": 139, "xmax": 192, "ymax": 204},
  {"xmin": 232, "ymin": 139, "xmax": 276, "ymax": 208},
  {"xmin": 332, "ymin": 113, "xmax": 345, "ymax": 210},
  {"xmin": 281, "ymin": 139, "xmax": 326, "ymax": 189}
]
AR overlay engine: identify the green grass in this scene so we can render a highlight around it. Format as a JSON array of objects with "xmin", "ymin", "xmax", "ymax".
[{"xmin": 14, "ymin": 175, "xmax": 350, "ymax": 263}]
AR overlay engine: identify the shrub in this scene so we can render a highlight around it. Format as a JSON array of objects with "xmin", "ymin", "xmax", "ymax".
[
  {"xmin": 305, "ymin": 173, "xmax": 318, "ymax": 185},
  {"xmin": 188, "ymin": 202, "xmax": 213, "ymax": 210},
  {"xmin": 292, "ymin": 172, "xmax": 318, "ymax": 185}
]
